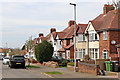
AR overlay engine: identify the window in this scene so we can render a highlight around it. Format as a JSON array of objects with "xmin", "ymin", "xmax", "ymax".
[
  {"xmin": 89, "ymin": 49, "xmax": 94, "ymax": 58},
  {"xmin": 78, "ymin": 49, "xmax": 82, "ymax": 58},
  {"xmin": 103, "ymin": 31, "xmax": 107, "ymax": 40},
  {"xmin": 78, "ymin": 49, "xmax": 86, "ymax": 58},
  {"xmin": 60, "ymin": 53, "xmax": 62, "ymax": 57},
  {"xmin": 83, "ymin": 49, "xmax": 85, "ymax": 58},
  {"xmin": 64, "ymin": 40, "xmax": 66, "ymax": 46},
  {"xmin": 67, "ymin": 51, "xmax": 70, "ymax": 59},
  {"xmin": 102, "ymin": 49, "xmax": 108, "ymax": 59},
  {"xmin": 89, "ymin": 48, "xmax": 99, "ymax": 59},
  {"xmin": 89, "ymin": 33, "xmax": 98, "ymax": 41},
  {"xmin": 70, "ymin": 39, "xmax": 73, "ymax": 44},
  {"xmin": 62, "ymin": 53, "xmax": 65, "ymax": 59},
  {"xmin": 78, "ymin": 35, "xmax": 85, "ymax": 42}
]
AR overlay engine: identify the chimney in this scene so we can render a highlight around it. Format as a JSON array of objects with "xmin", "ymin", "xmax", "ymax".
[
  {"xmin": 50, "ymin": 28, "xmax": 56, "ymax": 33},
  {"xmin": 39, "ymin": 33, "xmax": 44, "ymax": 37},
  {"xmin": 103, "ymin": 4, "xmax": 115, "ymax": 14},
  {"xmin": 68, "ymin": 20, "xmax": 75, "ymax": 27}
]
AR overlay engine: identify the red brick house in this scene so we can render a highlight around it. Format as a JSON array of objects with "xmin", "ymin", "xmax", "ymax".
[{"xmin": 84, "ymin": 4, "xmax": 120, "ymax": 60}]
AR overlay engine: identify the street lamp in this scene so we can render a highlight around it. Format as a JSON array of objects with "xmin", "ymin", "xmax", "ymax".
[{"xmin": 70, "ymin": 3, "xmax": 77, "ymax": 72}]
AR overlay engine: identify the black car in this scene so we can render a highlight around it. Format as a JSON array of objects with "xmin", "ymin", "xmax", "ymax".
[{"xmin": 9, "ymin": 55, "xmax": 25, "ymax": 68}]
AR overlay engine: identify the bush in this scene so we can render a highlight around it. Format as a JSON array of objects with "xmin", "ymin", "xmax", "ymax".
[
  {"xmin": 35, "ymin": 40, "xmax": 54, "ymax": 63},
  {"xmin": 58, "ymin": 59, "xmax": 67, "ymax": 67},
  {"xmin": 67, "ymin": 62, "xmax": 74, "ymax": 66}
]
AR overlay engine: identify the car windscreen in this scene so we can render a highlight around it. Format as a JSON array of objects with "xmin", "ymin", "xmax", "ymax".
[
  {"xmin": 13, "ymin": 56, "xmax": 24, "ymax": 60},
  {"xmin": 4, "ymin": 57, "xmax": 10, "ymax": 59}
]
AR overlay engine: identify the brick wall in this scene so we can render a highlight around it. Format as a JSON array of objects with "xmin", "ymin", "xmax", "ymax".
[
  {"xmin": 99, "ymin": 31, "xmax": 120, "ymax": 59},
  {"xmin": 78, "ymin": 62, "xmax": 96, "ymax": 74},
  {"xmin": 70, "ymin": 45, "xmax": 74, "ymax": 59}
]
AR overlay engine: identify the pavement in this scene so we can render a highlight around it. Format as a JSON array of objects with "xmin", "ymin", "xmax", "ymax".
[
  {"xmin": 30, "ymin": 63, "xmax": 119, "ymax": 78},
  {"xmin": 1, "ymin": 61, "xmax": 119, "ymax": 79}
]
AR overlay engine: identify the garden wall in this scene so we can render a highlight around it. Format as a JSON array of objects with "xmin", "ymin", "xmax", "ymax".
[{"xmin": 78, "ymin": 62, "xmax": 96, "ymax": 74}]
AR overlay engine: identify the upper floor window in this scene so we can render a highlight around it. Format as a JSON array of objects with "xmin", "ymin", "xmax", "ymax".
[
  {"xmin": 103, "ymin": 31, "xmax": 107, "ymax": 40},
  {"xmin": 89, "ymin": 33, "xmax": 98, "ymax": 41},
  {"xmin": 64, "ymin": 40, "xmax": 66, "ymax": 46},
  {"xmin": 78, "ymin": 35, "xmax": 85, "ymax": 42},
  {"xmin": 70, "ymin": 39, "xmax": 73, "ymax": 44}
]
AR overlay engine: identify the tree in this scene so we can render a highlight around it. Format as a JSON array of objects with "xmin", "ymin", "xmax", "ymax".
[
  {"xmin": 3, "ymin": 48, "xmax": 9, "ymax": 57},
  {"xmin": 25, "ymin": 36, "xmax": 34, "ymax": 66},
  {"xmin": 35, "ymin": 40, "xmax": 53, "ymax": 63},
  {"xmin": 9, "ymin": 48, "xmax": 23, "ymax": 57}
]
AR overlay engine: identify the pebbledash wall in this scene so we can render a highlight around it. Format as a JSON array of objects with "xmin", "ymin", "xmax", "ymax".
[{"xmin": 99, "ymin": 30, "xmax": 120, "ymax": 59}]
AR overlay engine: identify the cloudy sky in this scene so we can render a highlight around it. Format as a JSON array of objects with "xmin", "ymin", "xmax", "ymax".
[{"xmin": 0, "ymin": 0, "xmax": 115, "ymax": 49}]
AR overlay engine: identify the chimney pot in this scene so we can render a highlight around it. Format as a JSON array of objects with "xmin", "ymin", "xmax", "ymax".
[
  {"xmin": 103, "ymin": 4, "xmax": 115, "ymax": 14},
  {"xmin": 68, "ymin": 20, "xmax": 75, "ymax": 27},
  {"xmin": 39, "ymin": 33, "xmax": 44, "ymax": 37},
  {"xmin": 50, "ymin": 28, "xmax": 56, "ymax": 33}
]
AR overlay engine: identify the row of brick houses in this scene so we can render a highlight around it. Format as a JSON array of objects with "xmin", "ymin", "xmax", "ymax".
[{"xmin": 25, "ymin": 4, "xmax": 120, "ymax": 61}]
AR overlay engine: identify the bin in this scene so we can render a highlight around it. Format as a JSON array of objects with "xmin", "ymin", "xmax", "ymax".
[
  {"xmin": 111, "ymin": 61, "xmax": 119, "ymax": 72},
  {"xmin": 105, "ymin": 61, "xmax": 111, "ymax": 71},
  {"xmin": 110, "ymin": 62, "xmax": 113, "ymax": 72}
]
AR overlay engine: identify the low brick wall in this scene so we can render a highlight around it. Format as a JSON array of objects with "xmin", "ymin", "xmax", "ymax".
[
  {"xmin": 37, "ymin": 61, "xmax": 58, "ymax": 68},
  {"xmin": 67, "ymin": 65, "xmax": 79, "ymax": 72},
  {"xmin": 78, "ymin": 62, "xmax": 96, "ymax": 74}
]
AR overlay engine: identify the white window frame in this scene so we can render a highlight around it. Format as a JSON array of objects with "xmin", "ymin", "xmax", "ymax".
[
  {"xmin": 89, "ymin": 48, "xmax": 99, "ymax": 59},
  {"xmin": 89, "ymin": 31, "xmax": 98, "ymax": 41},
  {"xmin": 67, "ymin": 51, "xmax": 70, "ymax": 59},
  {"xmin": 78, "ymin": 35, "xmax": 85, "ymax": 42},
  {"xmin": 78, "ymin": 49, "xmax": 86, "ymax": 59},
  {"xmin": 102, "ymin": 49, "xmax": 108, "ymax": 59},
  {"xmin": 62, "ymin": 53, "xmax": 65, "ymax": 59},
  {"xmin": 103, "ymin": 31, "xmax": 107, "ymax": 40},
  {"xmin": 70, "ymin": 39, "xmax": 73, "ymax": 44}
]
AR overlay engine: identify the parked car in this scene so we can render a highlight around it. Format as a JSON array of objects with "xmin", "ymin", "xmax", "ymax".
[
  {"xmin": 51, "ymin": 56, "xmax": 67, "ymax": 67},
  {"xmin": 51, "ymin": 56, "xmax": 63, "ymax": 62},
  {"xmin": 3, "ymin": 57, "xmax": 10, "ymax": 64},
  {"xmin": 9, "ymin": 55, "xmax": 25, "ymax": 68}
]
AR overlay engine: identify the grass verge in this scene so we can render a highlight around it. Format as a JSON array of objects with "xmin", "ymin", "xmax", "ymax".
[
  {"xmin": 45, "ymin": 71, "xmax": 62, "ymax": 74},
  {"xmin": 26, "ymin": 65, "xmax": 40, "ymax": 68},
  {"xmin": 105, "ymin": 71, "xmax": 117, "ymax": 76}
]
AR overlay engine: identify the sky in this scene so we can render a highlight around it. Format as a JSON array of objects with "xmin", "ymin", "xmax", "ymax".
[{"xmin": 0, "ymin": 0, "xmax": 117, "ymax": 49}]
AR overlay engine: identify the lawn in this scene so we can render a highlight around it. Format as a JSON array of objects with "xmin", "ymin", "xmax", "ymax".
[
  {"xmin": 26, "ymin": 65, "xmax": 40, "ymax": 68},
  {"xmin": 45, "ymin": 71, "xmax": 63, "ymax": 74}
]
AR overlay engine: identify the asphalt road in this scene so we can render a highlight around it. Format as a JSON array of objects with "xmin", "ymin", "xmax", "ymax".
[{"xmin": 1, "ymin": 61, "xmax": 49, "ymax": 78}]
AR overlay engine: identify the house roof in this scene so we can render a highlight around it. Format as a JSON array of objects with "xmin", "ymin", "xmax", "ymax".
[
  {"xmin": 61, "ymin": 24, "xmax": 79, "ymax": 39},
  {"xmin": 64, "ymin": 44, "xmax": 74, "ymax": 50},
  {"xmin": 91, "ymin": 9, "xmax": 120, "ymax": 31},
  {"xmin": 57, "ymin": 48, "xmax": 65, "ymax": 52},
  {"xmin": 38, "ymin": 36, "xmax": 47, "ymax": 41},
  {"xmin": 77, "ymin": 24, "xmax": 88, "ymax": 34},
  {"xmin": 46, "ymin": 33, "xmax": 51, "ymax": 41}
]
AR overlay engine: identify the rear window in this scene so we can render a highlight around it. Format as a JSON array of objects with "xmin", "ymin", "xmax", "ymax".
[
  {"xmin": 4, "ymin": 57, "xmax": 10, "ymax": 59},
  {"xmin": 13, "ymin": 56, "xmax": 24, "ymax": 60}
]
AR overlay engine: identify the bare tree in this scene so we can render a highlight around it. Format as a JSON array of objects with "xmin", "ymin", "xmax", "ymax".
[{"xmin": 25, "ymin": 36, "xmax": 34, "ymax": 66}]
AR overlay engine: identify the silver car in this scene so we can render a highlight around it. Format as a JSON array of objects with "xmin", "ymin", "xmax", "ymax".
[{"xmin": 3, "ymin": 57, "xmax": 10, "ymax": 65}]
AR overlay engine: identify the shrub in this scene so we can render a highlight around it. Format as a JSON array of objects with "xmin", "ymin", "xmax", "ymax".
[{"xmin": 35, "ymin": 40, "xmax": 54, "ymax": 63}]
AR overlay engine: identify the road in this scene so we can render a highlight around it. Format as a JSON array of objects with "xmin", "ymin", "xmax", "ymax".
[{"xmin": 1, "ymin": 61, "xmax": 49, "ymax": 78}]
